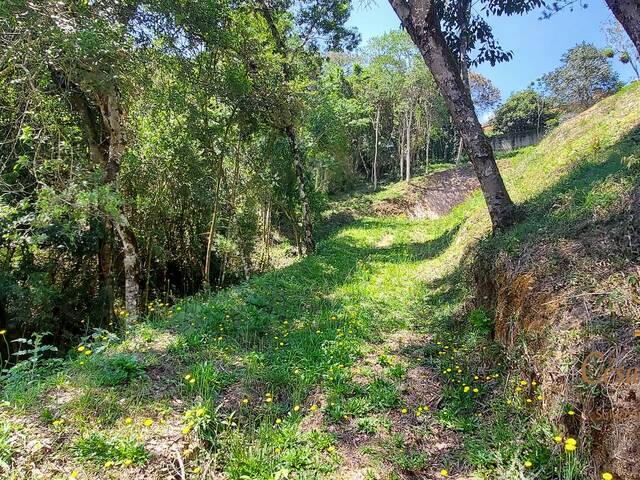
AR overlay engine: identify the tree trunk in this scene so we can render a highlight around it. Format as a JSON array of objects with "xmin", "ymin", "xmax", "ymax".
[
  {"xmin": 425, "ymin": 117, "xmax": 431, "ymax": 174},
  {"xmin": 204, "ymin": 161, "xmax": 223, "ymax": 287},
  {"xmin": 285, "ymin": 125, "xmax": 316, "ymax": 254},
  {"xmin": 455, "ymin": 136, "xmax": 463, "ymax": 166},
  {"xmin": 605, "ymin": 0, "xmax": 640, "ymax": 55},
  {"xmin": 114, "ymin": 218, "xmax": 139, "ymax": 320},
  {"xmin": 97, "ymin": 91, "xmax": 141, "ymax": 318},
  {"xmin": 455, "ymin": 0, "xmax": 470, "ymax": 168},
  {"xmin": 399, "ymin": 119, "xmax": 404, "ymax": 180},
  {"xmin": 98, "ymin": 221, "xmax": 115, "ymax": 325},
  {"xmin": 388, "ymin": 0, "xmax": 515, "ymax": 230},
  {"xmin": 259, "ymin": 2, "xmax": 316, "ymax": 254},
  {"xmin": 405, "ymin": 109, "xmax": 412, "ymax": 181},
  {"xmin": 373, "ymin": 105, "xmax": 380, "ymax": 190}
]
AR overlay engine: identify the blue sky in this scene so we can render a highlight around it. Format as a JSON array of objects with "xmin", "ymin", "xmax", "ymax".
[{"xmin": 346, "ymin": 0, "xmax": 636, "ymax": 101}]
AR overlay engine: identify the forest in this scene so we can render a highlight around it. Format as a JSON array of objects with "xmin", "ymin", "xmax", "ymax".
[{"xmin": 2, "ymin": 0, "xmax": 640, "ymax": 479}]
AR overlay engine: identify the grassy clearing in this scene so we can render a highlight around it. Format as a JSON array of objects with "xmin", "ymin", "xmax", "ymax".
[{"xmin": 1, "ymin": 83, "xmax": 639, "ymax": 479}]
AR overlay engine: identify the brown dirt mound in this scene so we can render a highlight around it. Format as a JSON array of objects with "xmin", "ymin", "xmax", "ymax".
[{"xmin": 374, "ymin": 167, "xmax": 480, "ymax": 219}]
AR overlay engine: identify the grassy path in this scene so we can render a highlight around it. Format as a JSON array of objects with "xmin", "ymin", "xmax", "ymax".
[{"xmin": 2, "ymin": 83, "xmax": 640, "ymax": 479}]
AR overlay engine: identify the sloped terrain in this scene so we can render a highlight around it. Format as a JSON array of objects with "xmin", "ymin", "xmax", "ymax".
[{"xmin": 1, "ymin": 83, "xmax": 640, "ymax": 480}]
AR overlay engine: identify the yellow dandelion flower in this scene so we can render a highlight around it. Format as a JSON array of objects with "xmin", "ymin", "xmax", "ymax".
[
  {"xmin": 310, "ymin": 404, "xmax": 318, "ymax": 411},
  {"xmin": 565, "ymin": 443, "xmax": 577, "ymax": 452},
  {"xmin": 440, "ymin": 469, "xmax": 448, "ymax": 477},
  {"xmin": 464, "ymin": 386, "xmax": 470, "ymax": 393},
  {"xmin": 189, "ymin": 378, "xmax": 196, "ymax": 384},
  {"xmin": 275, "ymin": 447, "xmax": 282, "ymax": 454},
  {"xmin": 242, "ymin": 398, "xmax": 249, "ymax": 404},
  {"xmin": 192, "ymin": 466, "xmax": 202, "ymax": 474},
  {"xmin": 182, "ymin": 426, "xmax": 191, "ymax": 434},
  {"xmin": 83, "ymin": 350, "xmax": 92, "ymax": 356},
  {"xmin": 293, "ymin": 405, "xmax": 300, "ymax": 412},
  {"xmin": 143, "ymin": 418, "xmax": 153, "ymax": 427},
  {"xmin": 602, "ymin": 473, "xmax": 613, "ymax": 480},
  {"xmin": 0, "ymin": 330, "xmax": 6, "ymax": 335},
  {"xmin": 473, "ymin": 388, "xmax": 479, "ymax": 393},
  {"xmin": 553, "ymin": 435, "xmax": 562, "ymax": 443},
  {"xmin": 401, "ymin": 408, "xmax": 408, "ymax": 414},
  {"xmin": 105, "ymin": 461, "xmax": 114, "ymax": 468},
  {"xmin": 520, "ymin": 380, "xmax": 528, "ymax": 386},
  {"xmin": 123, "ymin": 459, "xmax": 133, "ymax": 466},
  {"xmin": 69, "ymin": 471, "xmax": 79, "ymax": 479},
  {"xmin": 184, "ymin": 374, "xmax": 192, "ymax": 380},
  {"xmin": 327, "ymin": 446, "xmax": 336, "ymax": 453},
  {"xmin": 524, "ymin": 460, "xmax": 533, "ymax": 468},
  {"xmin": 565, "ymin": 437, "xmax": 577, "ymax": 446},
  {"xmin": 568, "ymin": 410, "xmax": 575, "ymax": 415},
  {"xmin": 77, "ymin": 346, "xmax": 85, "ymax": 352},
  {"xmin": 275, "ymin": 418, "xmax": 282, "ymax": 424},
  {"xmin": 124, "ymin": 417, "xmax": 133, "ymax": 425}
]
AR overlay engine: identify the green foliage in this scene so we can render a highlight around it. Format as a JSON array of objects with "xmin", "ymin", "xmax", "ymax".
[
  {"xmin": 543, "ymin": 42, "xmax": 620, "ymax": 112},
  {"xmin": 493, "ymin": 90, "xmax": 558, "ymax": 135},
  {"xmin": 73, "ymin": 433, "xmax": 148, "ymax": 466},
  {"xmin": 86, "ymin": 353, "xmax": 145, "ymax": 387}
]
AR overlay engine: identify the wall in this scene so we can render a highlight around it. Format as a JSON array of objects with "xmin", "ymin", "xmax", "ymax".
[{"xmin": 489, "ymin": 129, "xmax": 544, "ymax": 152}]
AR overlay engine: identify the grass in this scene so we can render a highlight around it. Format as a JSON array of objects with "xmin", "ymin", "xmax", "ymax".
[{"xmin": 1, "ymin": 83, "xmax": 639, "ymax": 479}]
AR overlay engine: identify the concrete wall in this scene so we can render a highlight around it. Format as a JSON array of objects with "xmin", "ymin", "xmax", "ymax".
[{"xmin": 489, "ymin": 130, "xmax": 544, "ymax": 152}]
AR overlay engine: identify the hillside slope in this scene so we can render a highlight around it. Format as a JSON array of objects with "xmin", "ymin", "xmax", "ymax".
[{"xmin": 1, "ymin": 83, "xmax": 639, "ymax": 480}]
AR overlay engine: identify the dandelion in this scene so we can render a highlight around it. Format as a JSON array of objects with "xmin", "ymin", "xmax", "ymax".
[
  {"xmin": 553, "ymin": 435, "xmax": 562, "ymax": 443},
  {"xmin": 184, "ymin": 374, "xmax": 192, "ymax": 380},
  {"xmin": 0, "ymin": 330, "xmax": 6, "ymax": 335},
  {"xmin": 192, "ymin": 467, "xmax": 202, "ymax": 474},
  {"xmin": 602, "ymin": 473, "xmax": 613, "ymax": 480},
  {"xmin": 275, "ymin": 418, "xmax": 282, "ymax": 425},
  {"xmin": 123, "ymin": 459, "xmax": 133, "ymax": 466},
  {"xmin": 77, "ymin": 346, "xmax": 85, "ymax": 352},
  {"xmin": 52, "ymin": 419, "xmax": 64, "ymax": 427},
  {"xmin": 524, "ymin": 460, "xmax": 533, "ymax": 468},
  {"xmin": 565, "ymin": 443, "xmax": 577, "ymax": 452},
  {"xmin": 69, "ymin": 471, "xmax": 79, "ymax": 479},
  {"xmin": 568, "ymin": 410, "xmax": 575, "ymax": 416},
  {"xmin": 124, "ymin": 417, "xmax": 133, "ymax": 425},
  {"xmin": 473, "ymin": 388, "xmax": 479, "ymax": 393},
  {"xmin": 401, "ymin": 408, "xmax": 408, "ymax": 414},
  {"xmin": 143, "ymin": 418, "xmax": 153, "ymax": 427},
  {"xmin": 105, "ymin": 461, "xmax": 114, "ymax": 468},
  {"xmin": 464, "ymin": 386, "xmax": 470, "ymax": 393},
  {"xmin": 520, "ymin": 380, "xmax": 528, "ymax": 386},
  {"xmin": 440, "ymin": 469, "xmax": 448, "ymax": 477},
  {"xmin": 242, "ymin": 398, "xmax": 249, "ymax": 404},
  {"xmin": 327, "ymin": 446, "xmax": 335, "ymax": 453},
  {"xmin": 275, "ymin": 447, "xmax": 282, "ymax": 454},
  {"xmin": 189, "ymin": 378, "xmax": 196, "ymax": 384},
  {"xmin": 83, "ymin": 350, "xmax": 92, "ymax": 356},
  {"xmin": 310, "ymin": 404, "xmax": 318, "ymax": 411},
  {"xmin": 182, "ymin": 426, "xmax": 192, "ymax": 434},
  {"xmin": 293, "ymin": 405, "xmax": 300, "ymax": 412}
]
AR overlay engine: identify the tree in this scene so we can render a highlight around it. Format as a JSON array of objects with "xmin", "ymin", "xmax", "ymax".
[
  {"xmin": 543, "ymin": 43, "xmax": 620, "ymax": 112},
  {"xmin": 470, "ymin": 72, "xmax": 501, "ymax": 113},
  {"xmin": 493, "ymin": 89, "xmax": 558, "ymax": 135},
  {"xmin": 387, "ymin": 0, "xmax": 515, "ymax": 230},
  {"xmin": 603, "ymin": 19, "xmax": 640, "ymax": 79}
]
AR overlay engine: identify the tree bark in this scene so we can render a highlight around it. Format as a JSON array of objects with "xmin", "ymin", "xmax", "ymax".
[
  {"xmin": 286, "ymin": 125, "xmax": 316, "ymax": 254},
  {"xmin": 425, "ymin": 116, "xmax": 431, "ymax": 174},
  {"xmin": 405, "ymin": 109, "xmax": 412, "ymax": 181},
  {"xmin": 373, "ymin": 105, "xmax": 380, "ymax": 190},
  {"xmin": 388, "ymin": 0, "xmax": 515, "ymax": 230},
  {"xmin": 97, "ymin": 91, "xmax": 140, "ymax": 319},
  {"xmin": 605, "ymin": 0, "xmax": 640, "ymax": 55}
]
